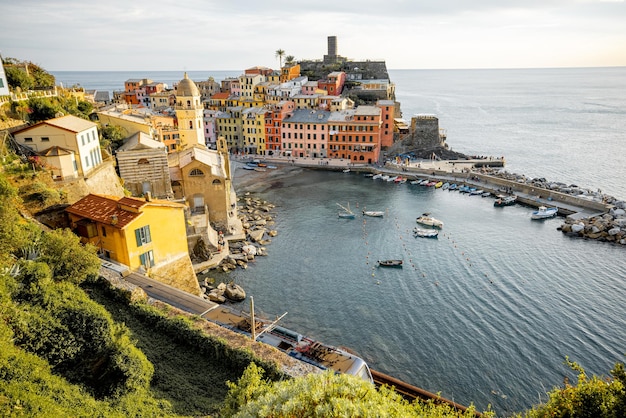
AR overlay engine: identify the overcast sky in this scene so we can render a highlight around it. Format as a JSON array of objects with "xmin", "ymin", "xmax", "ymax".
[{"xmin": 1, "ymin": 0, "xmax": 625, "ymax": 71}]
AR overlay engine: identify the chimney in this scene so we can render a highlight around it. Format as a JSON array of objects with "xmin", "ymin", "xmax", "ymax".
[{"xmin": 144, "ymin": 191, "xmax": 152, "ymax": 201}]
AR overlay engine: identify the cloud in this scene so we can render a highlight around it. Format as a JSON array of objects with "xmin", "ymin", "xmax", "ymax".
[{"xmin": 1, "ymin": 0, "xmax": 625, "ymax": 70}]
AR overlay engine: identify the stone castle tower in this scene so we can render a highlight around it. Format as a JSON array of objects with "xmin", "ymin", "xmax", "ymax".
[{"xmin": 175, "ymin": 73, "xmax": 205, "ymax": 149}]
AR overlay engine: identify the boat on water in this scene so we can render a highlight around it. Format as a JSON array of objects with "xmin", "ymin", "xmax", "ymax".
[
  {"xmin": 394, "ymin": 176, "xmax": 407, "ymax": 184},
  {"xmin": 203, "ymin": 305, "xmax": 373, "ymax": 382},
  {"xmin": 377, "ymin": 259, "xmax": 403, "ymax": 268},
  {"xmin": 387, "ymin": 176, "xmax": 398, "ymax": 182},
  {"xmin": 470, "ymin": 189, "xmax": 484, "ymax": 195},
  {"xmin": 413, "ymin": 227, "xmax": 439, "ymax": 238},
  {"xmin": 337, "ymin": 202, "xmax": 356, "ymax": 219},
  {"xmin": 481, "ymin": 192, "xmax": 491, "ymax": 198},
  {"xmin": 416, "ymin": 213, "xmax": 444, "ymax": 228},
  {"xmin": 409, "ymin": 179, "xmax": 422, "ymax": 185},
  {"xmin": 425, "ymin": 181, "xmax": 437, "ymax": 187},
  {"xmin": 381, "ymin": 175, "xmax": 390, "ymax": 181},
  {"xmin": 241, "ymin": 164, "xmax": 256, "ymax": 170},
  {"xmin": 372, "ymin": 173, "xmax": 383, "ymax": 180},
  {"xmin": 449, "ymin": 183, "xmax": 458, "ymax": 190},
  {"xmin": 531, "ymin": 206, "xmax": 558, "ymax": 220},
  {"xmin": 434, "ymin": 181, "xmax": 443, "ymax": 188},
  {"xmin": 343, "ymin": 168, "xmax": 351, "ymax": 173},
  {"xmin": 442, "ymin": 182, "xmax": 450, "ymax": 190},
  {"xmin": 363, "ymin": 210, "xmax": 384, "ymax": 217},
  {"xmin": 494, "ymin": 195, "xmax": 517, "ymax": 207}
]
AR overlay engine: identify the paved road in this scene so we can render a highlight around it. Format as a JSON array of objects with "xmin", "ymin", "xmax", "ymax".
[{"xmin": 124, "ymin": 272, "xmax": 217, "ymax": 315}]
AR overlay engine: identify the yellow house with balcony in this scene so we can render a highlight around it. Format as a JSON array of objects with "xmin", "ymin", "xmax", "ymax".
[{"xmin": 66, "ymin": 193, "xmax": 201, "ymax": 295}]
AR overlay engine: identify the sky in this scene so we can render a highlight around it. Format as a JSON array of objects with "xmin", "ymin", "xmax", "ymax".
[{"xmin": 1, "ymin": 0, "xmax": 625, "ymax": 71}]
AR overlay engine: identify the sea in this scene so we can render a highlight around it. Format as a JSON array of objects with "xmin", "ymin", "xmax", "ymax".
[{"xmin": 53, "ymin": 67, "xmax": 626, "ymax": 416}]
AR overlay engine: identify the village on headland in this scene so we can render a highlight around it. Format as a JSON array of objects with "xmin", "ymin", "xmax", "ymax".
[{"xmin": 2, "ymin": 35, "xmax": 625, "ymax": 306}]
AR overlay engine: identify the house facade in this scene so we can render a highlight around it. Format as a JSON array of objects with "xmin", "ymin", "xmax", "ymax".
[
  {"xmin": 66, "ymin": 193, "xmax": 201, "ymax": 295},
  {"xmin": 13, "ymin": 115, "xmax": 103, "ymax": 178}
]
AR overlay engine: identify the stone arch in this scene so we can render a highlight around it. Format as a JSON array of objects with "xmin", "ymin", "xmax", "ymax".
[{"xmin": 189, "ymin": 168, "xmax": 204, "ymax": 177}]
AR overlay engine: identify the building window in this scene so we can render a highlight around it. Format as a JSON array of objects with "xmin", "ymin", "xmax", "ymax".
[
  {"xmin": 189, "ymin": 168, "xmax": 204, "ymax": 176},
  {"xmin": 135, "ymin": 225, "xmax": 152, "ymax": 246},
  {"xmin": 41, "ymin": 137, "xmax": 50, "ymax": 142},
  {"xmin": 139, "ymin": 250, "xmax": 155, "ymax": 268},
  {"xmin": 101, "ymin": 226, "xmax": 107, "ymax": 237},
  {"xmin": 25, "ymin": 137, "xmax": 33, "ymax": 142}
]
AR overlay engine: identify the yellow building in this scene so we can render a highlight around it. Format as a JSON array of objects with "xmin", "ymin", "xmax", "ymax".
[
  {"xmin": 66, "ymin": 193, "xmax": 201, "ymax": 295},
  {"xmin": 175, "ymin": 73, "xmax": 205, "ymax": 149},
  {"xmin": 241, "ymin": 107, "xmax": 267, "ymax": 155}
]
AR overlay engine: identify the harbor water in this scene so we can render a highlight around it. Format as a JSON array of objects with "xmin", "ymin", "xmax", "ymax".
[{"xmin": 53, "ymin": 67, "xmax": 626, "ymax": 415}]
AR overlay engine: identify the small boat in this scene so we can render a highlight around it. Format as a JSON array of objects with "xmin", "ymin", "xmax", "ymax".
[
  {"xmin": 337, "ymin": 202, "xmax": 355, "ymax": 219},
  {"xmin": 381, "ymin": 175, "xmax": 390, "ymax": 181},
  {"xmin": 494, "ymin": 195, "xmax": 517, "ymax": 207},
  {"xmin": 425, "ymin": 181, "xmax": 437, "ymax": 187},
  {"xmin": 372, "ymin": 173, "xmax": 383, "ymax": 180},
  {"xmin": 470, "ymin": 189, "xmax": 483, "ymax": 195},
  {"xmin": 449, "ymin": 183, "xmax": 458, "ymax": 191},
  {"xmin": 458, "ymin": 185, "xmax": 470, "ymax": 193},
  {"xmin": 442, "ymin": 182, "xmax": 450, "ymax": 190},
  {"xmin": 434, "ymin": 181, "xmax": 443, "ymax": 188},
  {"xmin": 481, "ymin": 192, "xmax": 491, "ymax": 198},
  {"xmin": 394, "ymin": 176, "xmax": 406, "ymax": 184},
  {"xmin": 267, "ymin": 165, "xmax": 277, "ymax": 169},
  {"xmin": 387, "ymin": 176, "xmax": 398, "ymax": 182},
  {"xmin": 377, "ymin": 259, "xmax": 403, "ymax": 268},
  {"xmin": 254, "ymin": 167, "xmax": 267, "ymax": 172},
  {"xmin": 413, "ymin": 227, "xmax": 439, "ymax": 238},
  {"xmin": 364, "ymin": 173, "xmax": 374, "ymax": 178},
  {"xmin": 410, "ymin": 179, "xmax": 422, "ymax": 185},
  {"xmin": 363, "ymin": 210, "xmax": 384, "ymax": 217},
  {"xmin": 419, "ymin": 179, "xmax": 430, "ymax": 186},
  {"xmin": 416, "ymin": 213, "xmax": 444, "ymax": 228},
  {"xmin": 241, "ymin": 164, "xmax": 256, "ymax": 170},
  {"xmin": 531, "ymin": 206, "xmax": 558, "ymax": 220},
  {"xmin": 343, "ymin": 168, "xmax": 351, "ymax": 173}
]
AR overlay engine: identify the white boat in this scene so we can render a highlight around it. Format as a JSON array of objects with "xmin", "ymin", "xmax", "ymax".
[
  {"xmin": 337, "ymin": 202, "xmax": 356, "ymax": 219},
  {"xmin": 386, "ymin": 176, "xmax": 398, "ymax": 182},
  {"xmin": 363, "ymin": 210, "xmax": 384, "ymax": 217},
  {"xmin": 343, "ymin": 168, "xmax": 351, "ymax": 173},
  {"xmin": 410, "ymin": 180, "xmax": 422, "ymax": 185},
  {"xmin": 442, "ymin": 182, "xmax": 450, "ymax": 190},
  {"xmin": 413, "ymin": 227, "xmax": 439, "ymax": 238},
  {"xmin": 531, "ymin": 206, "xmax": 558, "ymax": 220},
  {"xmin": 372, "ymin": 173, "xmax": 383, "ymax": 180},
  {"xmin": 203, "ymin": 306, "xmax": 373, "ymax": 383},
  {"xmin": 416, "ymin": 213, "xmax": 443, "ymax": 228},
  {"xmin": 381, "ymin": 175, "xmax": 390, "ymax": 181}
]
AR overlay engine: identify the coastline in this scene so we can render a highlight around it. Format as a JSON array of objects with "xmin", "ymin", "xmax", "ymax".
[{"xmin": 231, "ymin": 155, "xmax": 626, "ymax": 246}]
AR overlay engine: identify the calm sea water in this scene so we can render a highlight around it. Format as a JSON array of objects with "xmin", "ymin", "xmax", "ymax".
[{"xmin": 55, "ymin": 68, "xmax": 626, "ymax": 415}]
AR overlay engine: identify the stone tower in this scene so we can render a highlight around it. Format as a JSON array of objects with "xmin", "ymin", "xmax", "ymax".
[
  {"xmin": 175, "ymin": 73, "xmax": 205, "ymax": 149},
  {"xmin": 324, "ymin": 35, "xmax": 339, "ymax": 64}
]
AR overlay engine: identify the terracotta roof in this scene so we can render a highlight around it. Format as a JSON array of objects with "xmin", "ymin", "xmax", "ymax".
[
  {"xmin": 211, "ymin": 92, "xmax": 230, "ymax": 100},
  {"xmin": 38, "ymin": 146, "xmax": 74, "ymax": 157},
  {"xmin": 66, "ymin": 194, "xmax": 144, "ymax": 229}
]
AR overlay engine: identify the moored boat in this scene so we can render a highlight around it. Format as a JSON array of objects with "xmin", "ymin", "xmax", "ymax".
[
  {"xmin": 377, "ymin": 259, "xmax": 403, "ymax": 268},
  {"xmin": 413, "ymin": 227, "xmax": 439, "ymax": 238},
  {"xmin": 337, "ymin": 202, "xmax": 356, "ymax": 219},
  {"xmin": 494, "ymin": 195, "xmax": 517, "ymax": 207},
  {"xmin": 531, "ymin": 206, "xmax": 558, "ymax": 220},
  {"xmin": 434, "ymin": 181, "xmax": 443, "ymax": 188},
  {"xmin": 363, "ymin": 210, "xmax": 384, "ymax": 217},
  {"xmin": 416, "ymin": 213, "xmax": 444, "ymax": 228},
  {"xmin": 203, "ymin": 306, "xmax": 373, "ymax": 383}
]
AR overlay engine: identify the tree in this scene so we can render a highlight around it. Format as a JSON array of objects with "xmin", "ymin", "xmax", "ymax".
[
  {"xmin": 223, "ymin": 364, "xmax": 487, "ymax": 418},
  {"xmin": 39, "ymin": 228, "xmax": 101, "ymax": 285},
  {"xmin": 275, "ymin": 49, "xmax": 285, "ymax": 68},
  {"xmin": 284, "ymin": 55, "xmax": 295, "ymax": 66},
  {"xmin": 518, "ymin": 358, "xmax": 626, "ymax": 418},
  {"xmin": 4, "ymin": 66, "xmax": 34, "ymax": 91},
  {"xmin": 100, "ymin": 124, "xmax": 128, "ymax": 152}
]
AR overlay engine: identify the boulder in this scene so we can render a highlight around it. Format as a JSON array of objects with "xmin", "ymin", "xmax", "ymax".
[
  {"xmin": 611, "ymin": 208, "xmax": 626, "ymax": 217},
  {"xmin": 608, "ymin": 227, "xmax": 621, "ymax": 236},
  {"xmin": 224, "ymin": 283, "xmax": 246, "ymax": 301},
  {"xmin": 249, "ymin": 229, "xmax": 266, "ymax": 242},
  {"xmin": 571, "ymin": 223, "xmax": 585, "ymax": 233}
]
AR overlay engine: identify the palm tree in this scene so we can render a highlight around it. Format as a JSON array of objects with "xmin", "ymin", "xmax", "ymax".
[
  {"xmin": 275, "ymin": 49, "xmax": 285, "ymax": 68},
  {"xmin": 285, "ymin": 55, "xmax": 295, "ymax": 66}
]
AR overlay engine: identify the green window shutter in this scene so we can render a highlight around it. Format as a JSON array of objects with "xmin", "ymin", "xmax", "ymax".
[
  {"xmin": 145, "ymin": 226, "xmax": 151, "ymax": 243},
  {"xmin": 139, "ymin": 253, "xmax": 146, "ymax": 266},
  {"xmin": 135, "ymin": 228, "xmax": 142, "ymax": 246}
]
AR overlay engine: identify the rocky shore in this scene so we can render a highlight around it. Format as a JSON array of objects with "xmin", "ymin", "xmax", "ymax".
[{"xmin": 559, "ymin": 204, "xmax": 626, "ymax": 244}]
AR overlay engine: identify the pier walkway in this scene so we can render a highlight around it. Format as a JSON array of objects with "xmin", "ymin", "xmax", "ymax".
[{"xmin": 234, "ymin": 155, "xmax": 608, "ymax": 220}]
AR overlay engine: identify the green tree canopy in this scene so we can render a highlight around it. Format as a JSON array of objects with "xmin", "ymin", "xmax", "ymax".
[{"xmin": 223, "ymin": 363, "xmax": 487, "ymax": 418}]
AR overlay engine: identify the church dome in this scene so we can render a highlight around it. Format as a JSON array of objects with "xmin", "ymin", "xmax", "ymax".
[{"xmin": 176, "ymin": 72, "xmax": 200, "ymax": 97}]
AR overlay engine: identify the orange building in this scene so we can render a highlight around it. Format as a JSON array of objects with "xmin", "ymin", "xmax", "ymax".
[
  {"xmin": 265, "ymin": 100, "xmax": 295, "ymax": 155},
  {"xmin": 328, "ymin": 106, "xmax": 382, "ymax": 164}
]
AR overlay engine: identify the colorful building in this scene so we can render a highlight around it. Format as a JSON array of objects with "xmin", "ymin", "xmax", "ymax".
[
  {"xmin": 12, "ymin": 115, "xmax": 103, "ymax": 179},
  {"xmin": 281, "ymin": 108, "xmax": 331, "ymax": 158},
  {"xmin": 66, "ymin": 193, "xmax": 201, "ymax": 295}
]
